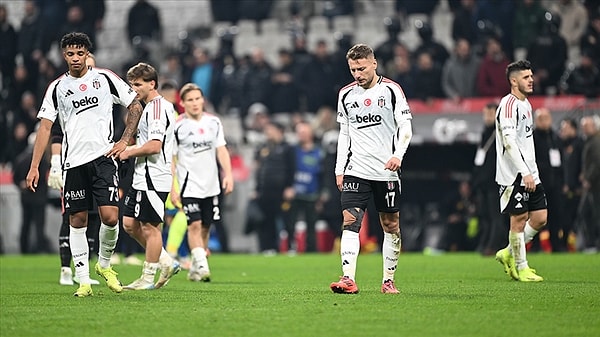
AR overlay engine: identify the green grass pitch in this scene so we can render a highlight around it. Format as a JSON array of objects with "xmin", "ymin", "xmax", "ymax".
[{"xmin": 1, "ymin": 252, "xmax": 599, "ymax": 337}]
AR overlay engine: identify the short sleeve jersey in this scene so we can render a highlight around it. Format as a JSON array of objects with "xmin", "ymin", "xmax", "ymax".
[
  {"xmin": 38, "ymin": 67, "xmax": 136, "ymax": 169},
  {"xmin": 173, "ymin": 113, "xmax": 226, "ymax": 198},
  {"xmin": 132, "ymin": 96, "xmax": 176, "ymax": 192},
  {"xmin": 495, "ymin": 93, "xmax": 540, "ymax": 186},
  {"xmin": 336, "ymin": 76, "xmax": 412, "ymax": 181}
]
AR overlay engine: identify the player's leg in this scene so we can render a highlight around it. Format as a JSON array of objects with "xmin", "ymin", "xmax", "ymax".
[
  {"xmin": 515, "ymin": 185, "xmax": 548, "ymax": 281},
  {"xmin": 184, "ymin": 197, "xmax": 211, "ymax": 282},
  {"xmin": 70, "ymin": 210, "xmax": 92, "ymax": 296},
  {"xmin": 201, "ymin": 196, "xmax": 219, "ymax": 253},
  {"xmin": 64, "ymin": 165, "xmax": 94, "ymax": 296},
  {"xmin": 122, "ymin": 188, "xmax": 145, "ymax": 246},
  {"xmin": 125, "ymin": 191, "xmax": 178, "ymax": 290},
  {"xmin": 74, "ymin": 212, "xmax": 101, "ymax": 285},
  {"xmin": 499, "ymin": 183, "xmax": 548, "ymax": 248},
  {"xmin": 330, "ymin": 176, "xmax": 369, "ymax": 294},
  {"xmin": 374, "ymin": 180, "xmax": 401, "ymax": 294},
  {"xmin": 495, "ymin": 182, "xmax": 522, "ymax": 280},
  {"xmin": 196, "ymin": 221, "xmax": 212, "ymax": 281},
  {"xmin": 507, "ymin": 212, "xmax": 538, "ymax": 280},
  {"xmin": 58, "ymin": 211, "xmax": 73, "ymax": 285},
  {"xmin": 92, "ymin": 157, "xmax": 123, "ymax": 293},
  {"xmin": 125, "ymin": 222, "xmax": 162, "ymax": 290}
]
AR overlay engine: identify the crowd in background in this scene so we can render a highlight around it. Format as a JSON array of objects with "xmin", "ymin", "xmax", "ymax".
[{"xmin": 1, "ymin": 0, "xmax": 600, "ymax": 255}]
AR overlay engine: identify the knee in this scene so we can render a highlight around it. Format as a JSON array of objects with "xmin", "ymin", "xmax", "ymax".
[
  {"xmin": 101, "ymin": 214, "xmax": 119, "ymax": 226},
  {"xmin": 98, "ymin": 207, "xmax": 119, "ymax": 226},
  {"xmin": 141, "ymin": 224, "xmax": 160, "ymax": 238},
  {"xmin": 188, "ymin": 221, "xmax": 201, "ymax": 233},
  {"xmin": 530, "ymin": 216, "xmax": 547, "ymax": 230},
  {"xmin": 342, "ymin": 208, "xmax": 364, "ymax": 233},
  {"xmin": 122, "ymin": 219, "xmax": 136, "ymax": 235},
  {"xmin": 69, "ymin": 213, "xmax": 87, "ymax": 228}
]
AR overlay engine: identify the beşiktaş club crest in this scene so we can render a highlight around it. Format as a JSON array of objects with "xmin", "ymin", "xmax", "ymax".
[
  {"xmin": 378, "ymin": 96, "xmax": 385, "ymax": 108},
  {"xmin": 387, "ymin": 181, "xmax": 395, "ymax": 190},
  {"xmin": 92, "ymin": 79, "xmax": 101, "ymax": 89}
]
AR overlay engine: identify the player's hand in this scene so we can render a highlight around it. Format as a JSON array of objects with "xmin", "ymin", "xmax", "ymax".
[
  {"xmin": 336, "ymin": 175, "xmax": 344, "ymax": 191},
  {"xmin": 522, "ymin": 174, "xmax": 536, "ymax": 192},
  {"xmin": 26, "ymin": 168, "xmax": 39, "ymax": 192},
  {"xmin": 384, "ymin": 157, "xmax": 402, "ymax": 171},
  {"xmin": 106, "ymin": 140, "xmax": 127, "ymax": 159},
  {"xmin": 47, "ymin": 154, "xmax": 63, "ymax": 190},
  {"xmin": 119, "ymin": 149, "xmax": 130, "ymax": 161},
  {"xmin": 222, "ymin": 175, "xmax": 234, "ymax": 195},
  {"xmin": 170, "ymin": 189, "xmax": 181, "ymax": 208}
]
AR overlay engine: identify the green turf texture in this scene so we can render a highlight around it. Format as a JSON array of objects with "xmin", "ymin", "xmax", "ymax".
[{"xmin": 1, "ymin": 252, "xmax": 599, "ymax": 337}]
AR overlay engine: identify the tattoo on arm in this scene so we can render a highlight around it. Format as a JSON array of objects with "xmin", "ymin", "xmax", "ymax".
[{"xmin": 120, "ymin": 99, "xmax": 143, "ymax": 144}]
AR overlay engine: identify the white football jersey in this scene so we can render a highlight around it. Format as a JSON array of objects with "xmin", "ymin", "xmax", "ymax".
[
  {"xmin": 495, "ymin": 93, "xmax": 540, "ymax": 186},
  {"xmin": 38, "ymin": 67, "xmax": 136, "ymax": 169},
  {"xmin": 132, "ymin": 96, "xmax": 175, "ymax": 192},
  {"xmin": 335, "ymin": 76, "xmax": 412, "ymax": 181},
  {"xmin": 173, "ymin": 113, "xmax": 226, "ymax": 198}
]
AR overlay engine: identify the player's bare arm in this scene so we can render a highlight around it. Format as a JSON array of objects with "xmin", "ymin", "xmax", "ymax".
[
  {"xmin": 216, "ymin": 146, "xmax": 234, "ymax": 195},
  {"xmin": 26, "ymin": 118, "xmax": 53, "ymax": 192},
  {"xmin": 106, "ymin": 99, "xmax": 143, "ymax": 158},
  {"xmin": 170, "ymin": 156, "xmax": 181, "ymax": 207},
  {"xmin": 118, "ymin": 139, "xmax": 162, "ymax": 160}
]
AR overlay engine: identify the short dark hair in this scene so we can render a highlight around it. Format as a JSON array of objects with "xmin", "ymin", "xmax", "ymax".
[
  {"xmin": 160, "ymin": 80, "xmax": 178, "ymax": 92},
  {"xmin": 563, "ymin": 118, "xmax": 578, "ymax": 130},
  {"xmin": 126, "ymin": 62, "xmax": 158, "ymax": 89},
  {"xmin": 60, "ymin": 32, "xmax": 92, "ymax": 50},
  {"xmin": 268, "ymin": 121, "xmax": 285, "ymax": 133},
  {"xmin": 346, "ymin": 44, "xmax": 374, "ymax": 60},
  {"xmin": 506, "ymin": 60, "xmax": 532, "ymax": 84},
  {"xmin": 485, "ymin": 102, "xmax": 498, "ymax": 110}
]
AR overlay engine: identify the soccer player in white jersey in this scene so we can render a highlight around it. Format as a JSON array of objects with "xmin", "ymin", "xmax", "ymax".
[
  {"xmin": 26, "ymin": 32, "xmax": 144, "ymax": 297},
  {"xmin": 494, "ymin": 60, "xmax": 546, "ymax": 282},
  {"xmin": 330, "ymin": 44, "xmax": 412, "ymax": 294},
  {"xmin": 119, "ymin": 63, "xmax": 180, "ymax": 290},
  {"xmin": 170, "ymin": 83, "xmax": 234, "ymax": 282}
]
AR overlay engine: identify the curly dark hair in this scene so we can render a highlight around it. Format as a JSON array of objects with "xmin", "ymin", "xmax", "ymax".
[{"xmin": 60, "ymin": 32, "xmax": 92, "ymax": 50}]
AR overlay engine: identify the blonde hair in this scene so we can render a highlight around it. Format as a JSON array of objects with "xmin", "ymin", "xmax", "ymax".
[
  {"xmin": 179, "ymin": 82, "xmax": 204, "ymax": 100},
  {"xmin": 346, "ymin": 44, "xmax": 374, "ymax": 60}
]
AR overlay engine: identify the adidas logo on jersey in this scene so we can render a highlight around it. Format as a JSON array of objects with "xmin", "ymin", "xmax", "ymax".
[
  {"xmin": 64, "ymin": 89, "xmax": 74, "ymax": 97},
  {"xmin": 345, "ymin": 101, "xmax": 359, "ymax": 109}
]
